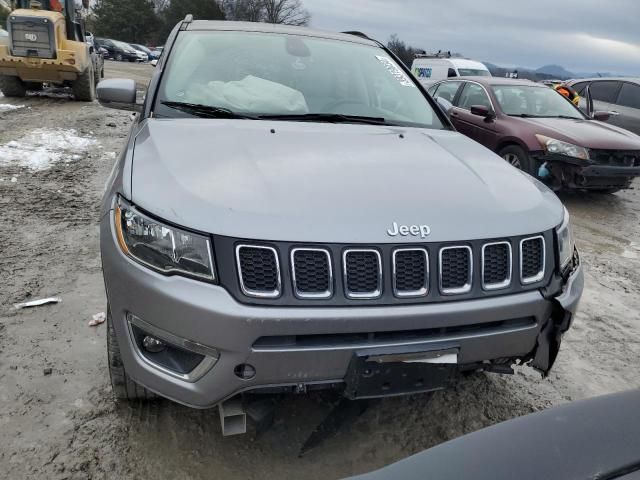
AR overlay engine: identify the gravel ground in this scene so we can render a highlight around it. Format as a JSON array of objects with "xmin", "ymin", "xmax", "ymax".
[{"xmin": 1, "ymin": 62, "xmax": 639, "ymax": 480}]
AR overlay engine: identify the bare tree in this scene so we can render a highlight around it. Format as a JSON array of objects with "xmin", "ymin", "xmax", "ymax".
[
  {"xmin": 262, "ymin": 0, "xmax": 310, "ymax": 26},
  {"xmin": 222, "ymin": 0, "xmax": 263, "ymax": 22}
]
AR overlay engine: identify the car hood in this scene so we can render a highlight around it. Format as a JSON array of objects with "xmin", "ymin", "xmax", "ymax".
[
  {"xmin": 130, "ymin": 119, "xmax": 563, "ymax": 243},
  {"xmin": 514, "ymin": 117, "xmax": 640, "ymax": 150}
]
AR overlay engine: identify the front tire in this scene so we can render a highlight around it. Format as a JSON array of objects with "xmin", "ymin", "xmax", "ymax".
[
  {"xmin": 72, "ymin": 65, "xmax": 96, "ymax": 102},
  {"xmin": 107, "ymin": 308, "xmax": 156, "ymax": 401},
  {"xmin": 0, "ymin": 75, "xmax": 27, "ymax": 97},
  {"xmin": 499, "ymin": 145, "xmax": 535, "ymax": 175}
]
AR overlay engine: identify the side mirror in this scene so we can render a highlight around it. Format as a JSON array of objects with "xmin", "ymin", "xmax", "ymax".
[
  {"xmin": 470, "ymin": 105, "xmax": 494, "ymax": 119},
  {"xmin": 150, "ymin": 59, "xmax": 158, "ymax": 67},
  {"xmin": 592, "ymin": 111, "xmax": 611, "ymax": 122},
  {"xmin": 436, "ymin": 96, "xmax": 453, "ymax": 114},
  {"xmin": 97, "ymin": 78, "xmax": 143, "ymax": 112}
]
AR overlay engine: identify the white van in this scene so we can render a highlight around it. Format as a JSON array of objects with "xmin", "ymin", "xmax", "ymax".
[{"xmin": 411, "ymin": 56, "xmax": 491, "ymax": 86}]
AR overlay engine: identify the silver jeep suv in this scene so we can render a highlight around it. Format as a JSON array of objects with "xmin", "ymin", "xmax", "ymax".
[{"xmin": 97, "ymin": 20, "xmax": 583, "ymax": 430}]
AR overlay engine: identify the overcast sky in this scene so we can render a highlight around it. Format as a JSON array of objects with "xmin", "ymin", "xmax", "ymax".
[{"xmin": 302, "ymin": 0, "xmax": 640, "ymax": 75}]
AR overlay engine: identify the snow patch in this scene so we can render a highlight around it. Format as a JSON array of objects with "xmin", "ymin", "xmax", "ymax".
[
  {"xmin": 0, "ymin": 104, "xmax": 25, "ymax": 111},
  {"xmin": 0, "ymin": 129, "xmax": 97, "ymax": 171}
]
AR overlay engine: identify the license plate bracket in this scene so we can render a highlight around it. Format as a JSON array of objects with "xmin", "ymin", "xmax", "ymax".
[{"xmin": 344, "ymin": 344, "xmax": 460, "ymax": 400}]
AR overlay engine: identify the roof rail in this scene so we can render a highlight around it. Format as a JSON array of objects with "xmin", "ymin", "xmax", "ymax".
[
  {"xmin": 341, "ymin": 31, "xmax": 371, "ymax": 40},
  {"xmin": 184, "ymin": 14, "xmax": 194, "ymax": 23},
  {"xmin": 415, "ymin": 50, "xmax": 453, "ymax": 59}
]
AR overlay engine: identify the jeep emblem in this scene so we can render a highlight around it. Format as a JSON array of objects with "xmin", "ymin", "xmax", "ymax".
[
  {"xmin": 387, "ymin": 222, "xmax": 431, "ymax": 238},
  {"xmin": 25, "ymin": 33, "xmax": 38, "ymax": 42}
]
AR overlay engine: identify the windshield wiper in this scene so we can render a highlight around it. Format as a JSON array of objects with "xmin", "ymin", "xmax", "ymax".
[
  {"xmin": 537, "ymin": 115, "xmax": 583, "ymax": 120},
  {"xmin": 161, "ymin": 101, "xmax": 257, "ymax": 119},
  {"xmin": 258, "ymin": 113, "xmax": 393, "ymax": 126},
  {"xmin": 508, "ymin": 113, "xmax": 543, "ymax": 118}
]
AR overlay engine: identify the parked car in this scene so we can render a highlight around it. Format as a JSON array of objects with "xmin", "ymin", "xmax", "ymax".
[
  {"xmin": 94, "ymin": 38, "xmax": 139, "ymax": 62},
  {"xmin": 130, "ymin": 43, "xmax": 155, "ymax": 61},
  {"xmin": 96, "ymin": 20, "xmax": 582, "ymax": 435},
  {"xmin": 412, "ymin": 54, "xmax": 490, "ymax": 87},
  {"xmin": 349, "ymin": 390, "xmax": 640, "ymax": 480},
  {"xmin": 430, "ymin": 77, "xmax": 640, "ymax": 193},
  {"xmin": 128, "ymin": 45, "xmax": 148, "ymax": 63},
  {"xmin": 566, "ymin": 77, "xmax": 640, "ymax": 135},
  {"xmin": 149, "ymin": 46, "xmax": 164, "ymax": 59}
]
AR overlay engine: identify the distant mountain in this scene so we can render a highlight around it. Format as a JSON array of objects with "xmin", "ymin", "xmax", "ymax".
[
  {"xmin": 535, "ymin": 64, "xmax": 575, "ymax": 79},
  {"xmin": 483, "ymin": 61, "xmax": 617, "ymax": 81}
]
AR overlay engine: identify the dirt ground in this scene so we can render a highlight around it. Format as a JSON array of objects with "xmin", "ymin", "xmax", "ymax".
[{"xmin": 1, "ymin": 62, "xmax": 639, "ymax": 480}]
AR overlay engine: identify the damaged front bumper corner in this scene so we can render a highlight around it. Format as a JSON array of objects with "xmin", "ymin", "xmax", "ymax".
[{"xmin": 531, "ymin": 250, "xmax": 584, "ymax": 376}]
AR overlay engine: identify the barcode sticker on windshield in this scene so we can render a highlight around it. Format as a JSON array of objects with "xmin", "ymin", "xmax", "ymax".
[{"xmin": 375, "ymin": 56, "xmax": 415, "ymax": 87}]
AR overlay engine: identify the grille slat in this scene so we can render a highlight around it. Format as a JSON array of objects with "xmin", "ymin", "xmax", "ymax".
[
  {"xmin": 291, "ymin": 248, "xmax": 332, "ymax": 299},
  {"xmin": 520, "ymin": 237, "xmax": 545, "ymax": 284},
  {"xmin": 482, "ymin": 242, "xmax": 512, "ymax": 290},
  {"xmin": 236, "ymin": 245, "xmax": 281, "ymax": 298},
  {"xmin": 393, "ymin": 249, "xmax": 428, "ymax": 297},
  {"xmin": 439, "ymin": 246, "xmax": 472, "ymax": 294},
  {"xmin": 343, "ymin": 250, "xmax": 382, "ymax": 299}
]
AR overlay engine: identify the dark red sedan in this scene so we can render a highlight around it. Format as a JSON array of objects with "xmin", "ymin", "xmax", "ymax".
[{"xmin": 428, "ymin": 77, "xmax": 640, "ymax": 193}]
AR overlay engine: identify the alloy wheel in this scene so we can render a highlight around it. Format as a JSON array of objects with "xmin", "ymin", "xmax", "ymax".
[{"xmin": 503, "ymin": 153, "xmax": 522, "ymax": 169}]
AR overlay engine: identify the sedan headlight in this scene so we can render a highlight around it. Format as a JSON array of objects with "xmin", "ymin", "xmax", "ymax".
[
  {"xmin": 536, "ymin": 135, "xmax": 590, "ymax": 160},
  {"xmin": 556, "ymin": 207, "xmax": 575, "ymax": 269},
  {"xmin": 115, "ymin": 199, "xmax": 215, "ymax": 281}
]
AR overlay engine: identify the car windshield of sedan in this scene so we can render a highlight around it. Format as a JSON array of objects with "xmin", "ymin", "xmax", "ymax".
[
  {"xmin": 492, "ymin": 85, "xmax": 585, "ymax": 119},
  {"xmin": 155, "ymin": 31, "xmax": 444, "ymax": 129}
]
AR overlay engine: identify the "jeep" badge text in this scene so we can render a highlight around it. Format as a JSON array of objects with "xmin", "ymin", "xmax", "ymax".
[{"xmin": 387, "ymin": 222, "xmax": 431, "ymax": 238}]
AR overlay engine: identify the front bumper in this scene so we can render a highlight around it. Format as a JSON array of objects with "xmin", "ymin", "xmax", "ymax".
[
  {"xmin": 101, "ymin": 214, "xmax": 584, "ymax": 408},
  {"xmin": 534, "ymin": 152, "xmax": 640, "ymax": 189}
]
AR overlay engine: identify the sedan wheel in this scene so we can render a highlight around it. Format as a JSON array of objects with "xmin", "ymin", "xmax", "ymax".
[
  {"xmin": 116, "ymin": 54, "xmax": 123, "ymax": 62},
  {"xmin": 503, "ymin": 152, "xmax": 522, "ymax": 169}
]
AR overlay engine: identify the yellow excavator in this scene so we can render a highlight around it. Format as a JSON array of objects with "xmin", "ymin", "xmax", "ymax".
[{"xmin": 0, "ymin": 0, "xmax": 100, "ymax": 100}]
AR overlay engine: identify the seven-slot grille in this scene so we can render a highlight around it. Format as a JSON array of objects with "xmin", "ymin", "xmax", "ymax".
[
  {"xmin": 343, "ymin": 250, "xmax": 382, "ymax": 299},
  {"xmin": 439, "ymin": 246, "xmax": 473, "ymax": 294},
  {"xmin": 236, "ymin": 245, "xmax": 281, "ymax": 298},
  {"xmin": 393, "ymin": 249, "xmax": 429, "ymax": 297},
  {"xmin": 233, "ymin": 236, "xmax": 548, "ymax": 302},
  {"xmin": 291, "ymin": 248, "xmax": 332, "ymax": 299},
  {"xmin": 482, "ymin": 242, "xmax": 512, "ymax": 290},
  {"xmin": 520, "ymin": 236, "xmax": 545, "ymax": 284},
  {"xmin": 9, "ymin": 16, "xmax": 56, "ymax": 59}
]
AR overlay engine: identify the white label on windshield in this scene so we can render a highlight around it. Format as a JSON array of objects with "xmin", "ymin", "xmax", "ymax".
[{"xmin": 375, "ymin": 55, "xmax": 415, "ymax": 87}]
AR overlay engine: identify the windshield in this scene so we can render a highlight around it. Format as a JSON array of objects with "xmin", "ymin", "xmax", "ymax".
[
  {"xmin": 458, "ymin": 68, "xmax": 490, "ymax": 77},
  {"xmin": 155, "ymin": 31, "xmax": 444, "ymax": 129},
  {"xmin": 492, "ymin": 85, "xmax": 585, "ymax": 118}
]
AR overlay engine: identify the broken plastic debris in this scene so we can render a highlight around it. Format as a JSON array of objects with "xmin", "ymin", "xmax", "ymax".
[
  {"xmin": 89, "ymin": 312, "xmax": 106, "ymax": 327},
  {"xmin": 10, "ymin": 177, "xmax": 17, "ymax": 183},
  {"xmin": 14, "ymin": 297, "xmax": 62, "ymax": 309}
]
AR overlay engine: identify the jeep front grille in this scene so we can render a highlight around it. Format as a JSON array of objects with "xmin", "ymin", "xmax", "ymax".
[
  {"xmin": 482, "ymin": 241, "xmax": 512, "ymax": 290},
  {"xmin": 224, "ymin": 232, "xmax": 551, "ymax": 306},
  {"xmin": 9, "ymin": 15, "xmax": 56, "ymax": 59},
  {"xmin": 439, "ymin": 246, "xmax": 472, "ymax": 294},
  {"xmin": 343, "ymin": 249, "xmax": 382, "ymax": 299},
  {"xmin": 236, "ymin": 245, "xmax": 281, "ymax": 298},
  {"xmin": 520, "ymin": 236, "xmax": 545, "ymax": 284},
  {"xmin": 393, "ymin": 248, "xmax": 429, "ymax": 297},
  {"xmin": 291, "ymin": 248, "xmax": 332, "ymax": 299}
]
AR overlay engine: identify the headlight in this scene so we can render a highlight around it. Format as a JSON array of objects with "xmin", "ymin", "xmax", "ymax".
[
  {"xmin": 556, "ymin": 207, "xmax": 575, "ymax": 270},
  {"xmin": 536, "ymin": 134, "xmax": 590, "ymax": 160},
  {"xmin": 115, "ymin": 199, "xmax": 215, "ymax": 281}
]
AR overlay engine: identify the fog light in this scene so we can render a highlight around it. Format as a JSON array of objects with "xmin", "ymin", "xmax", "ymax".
[
  {"xmin": 142, "ymin": 335, "xmax": 166, "ymax": 353},
  {"xmin": 234, "ymin": 364, "xmax": 256, "ymax": 380}
]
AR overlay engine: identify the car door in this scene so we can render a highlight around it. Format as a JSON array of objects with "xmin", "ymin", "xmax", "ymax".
[
  {"xmin": 608, "ymin": 82, "xmax": 640, "ymax": 135},
  {"xmin": 450, "ymin": 82, "xmax": 498, "ymax": 149},
  {"xmin": 583, "ymin": 80, "xmax": 622, "ymax": 116}
]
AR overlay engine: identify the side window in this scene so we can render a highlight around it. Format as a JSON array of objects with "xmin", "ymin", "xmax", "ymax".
[
  {"xmin": 458, "ymin": 83, "xmax": 491, "ymax": 110},
  {"xmin": 447, "ymin": 68, "xmax": 458, "ymax": 78},
  {"xmin": 616, "ymin": 83, "xmax": 640, "ymax": 109},
  {"xmin": 589, "ymin": 81, "xmax": 622, "ymax": 103},
  {"xmin": 427, "ymin": 84, "xmax": 439, "ymax": 96},
  {"xmin": 571, "ymin": 82, "xmax": 588, "ymax": 95},
  {"xmin": 432, "ymin": 81, "xmax": 462, "ymax": 103}
]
